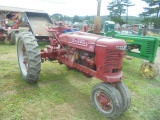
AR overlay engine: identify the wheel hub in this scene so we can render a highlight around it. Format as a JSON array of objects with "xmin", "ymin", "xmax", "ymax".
[
  {"xmin": 22, "ymin": 45, "xmax": 28, "ymax": 71},
  {"xmin": 97, "ymin": 93, "xmax": 112, "ymax": 111},
  {"xmin": 141, "ymin": 62, "xmax": 159, "ymax": 79}
]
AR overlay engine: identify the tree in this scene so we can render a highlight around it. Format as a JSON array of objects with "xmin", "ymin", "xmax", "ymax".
[
  {"xmin": 51, "ymin": 13, "xmax": 63, "ymax": 21},
  {"xmin": 63, "ymin": 15, "xmax": 71, "ymax": 21},
  {"xmin": 107, "ymin": 0, "xmax": 133, "ymax": 26},
  {"xmin": 85, "ymin": 15, "xmax": 90, "ymax": 22},
  {"xmin": 139, "ymin": 0, "xmax": 160, "ymax": 29},
  {"xmin": 73, "ymin": 15, "xmax": 80, "ymax": 22}
]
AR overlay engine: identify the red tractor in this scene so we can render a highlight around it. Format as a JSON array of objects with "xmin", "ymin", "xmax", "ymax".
[
  {"xmin": 17, "ymin": 23, "xmax": 131, "ymax": 118},
  {"xmin": 0, "ymin": 12, "xmax": 20, "ymax": 44}
]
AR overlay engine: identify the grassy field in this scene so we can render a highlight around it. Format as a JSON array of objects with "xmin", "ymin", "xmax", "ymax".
[{"xmin": 0, "ymin": 42, "xmax": 160, "ymax": 120}]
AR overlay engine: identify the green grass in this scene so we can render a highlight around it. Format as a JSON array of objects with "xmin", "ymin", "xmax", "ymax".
[{"xmin": 0, "ymin": 42, "xmax": 160, "ymax": 120}]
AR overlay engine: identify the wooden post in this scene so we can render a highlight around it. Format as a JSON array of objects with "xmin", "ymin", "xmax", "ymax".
[
  {"xmin": 97, "ymin": 0, "xmax": 101, "ymax": 16},
  {"xmin": 94, "ymin": 0, "xmax": 102, "ymax": 33}
]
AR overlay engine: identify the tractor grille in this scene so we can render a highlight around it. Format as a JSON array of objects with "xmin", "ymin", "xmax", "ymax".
[
  {"xmin": 104, "ymin": 49, "xmax": 121, "ymax": 73},
  {"xmin": 146, "ymin": 41, "xmax": 155, "ymax": 54}
]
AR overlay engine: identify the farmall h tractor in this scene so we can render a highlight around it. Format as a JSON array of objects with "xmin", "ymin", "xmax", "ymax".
[{"xmin": 17, "ymin": 23, "xmax": 131, "ymax": 118}]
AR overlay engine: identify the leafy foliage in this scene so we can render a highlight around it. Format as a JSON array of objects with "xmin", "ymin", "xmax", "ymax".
[
  {"xmin": 139, "ymin": 0, "xmax": 160, "ymax": 29},
  {"xmin": 73, "ymin": 15, "xmax": 81, "ymax": 22},
  {"xmin": 51, "ymin": 13, "xmax": 63, "ymax": 21},
  {"xmin": 70, "ymin": 15, "xmax": 142, "ymax": 24},
  {"xmin": 63, "ymin": 15, "xmax": 71, "ymax": 21},
  {"xmin": 107, "ymin": 0, "xmax": 134, "ymax": 26},
  {"xmin": 50, "ymin": 14, "xmax": 71, "ymax": 22},
  {"xmin": 85, "ymin": 15, "xmax": 91, "ymax": 22}
]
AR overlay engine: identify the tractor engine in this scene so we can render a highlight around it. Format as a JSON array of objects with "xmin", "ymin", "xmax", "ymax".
[{"xmin": 41, "ymin": 31, "xmax": 126, "ymax": 83}]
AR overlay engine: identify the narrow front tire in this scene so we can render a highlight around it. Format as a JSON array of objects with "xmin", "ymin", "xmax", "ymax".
[{"xmin": 92, "ymin": 82, "xmax": 123, "ymax": 119}]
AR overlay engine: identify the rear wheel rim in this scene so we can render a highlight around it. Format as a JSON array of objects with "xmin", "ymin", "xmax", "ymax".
[
  {"xmin": 141, "ymin": 62, "xmax": 159, "ymax": 79},
  {"xmin": 18, "ymin": 40, "xmax": 28, "ymax": 76}
]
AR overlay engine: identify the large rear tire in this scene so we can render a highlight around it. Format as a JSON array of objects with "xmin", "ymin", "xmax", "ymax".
[
  {"xmin": 17, "ymin": 32, "xmax": 41, "ymax": 82},
  {"xmin": 92, "ymin": 82, "xmax": 123, "ymax": 119}
]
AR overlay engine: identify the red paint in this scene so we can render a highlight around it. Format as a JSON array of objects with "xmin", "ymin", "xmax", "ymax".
[
  {"xmin": 97, "ymin": 93, "xmax": 112, "ymax": 110},
  {"xmin": 83, "ymin": 25, "xmax": 89, "ymax": 32},
  {"xmin": 22, "ymin": 45, "xmax": 28, "ymax": 71},
  {"xmin": 41, "ymin": 25, "xmax": 126, "ymax": 83}
]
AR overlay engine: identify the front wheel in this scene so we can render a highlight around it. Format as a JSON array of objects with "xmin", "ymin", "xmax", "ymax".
[
  {"xmin": 17, "ymin": 32, "xmax": 41, "ymax": 82},
  {"xmin": 92, "ymin": 82, "xmax": 123, "ymax": 119},
  {"xmin": 115, "ymin": 82, "xmax": 131, "ymax": 113}
]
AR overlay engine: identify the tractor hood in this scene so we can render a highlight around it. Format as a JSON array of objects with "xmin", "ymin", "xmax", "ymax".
[{"xmin": 59, "ymin": 31, "xmax": 126, "ymax": 52}]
